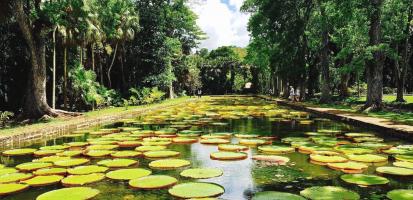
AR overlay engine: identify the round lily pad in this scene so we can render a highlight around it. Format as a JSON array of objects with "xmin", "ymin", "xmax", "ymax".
[
  {"xmin": 21, "ymin": 175, "xmax": 64, "ymax": 186},
  {"xmin": 334, "ymin": 145, "xmax": 375, "ymax": 154},
  {"xmin": 87, "ymin": 145, "xmax": 118, "ymax": 150},
  {"xmin": 0, "ymin": 168, "xmax": 18, "ymax": 176},
  {"xmin": 54, "ymin": 158, "xmax": 90, "ymax": 167},
  {"xmin": 36, "ymin": 187, "xmax": 100, "ymax": 200},
  {"xmin": 0, "ymin": 173, "xmax": 33, "ymax": 183},
  {"xmin": 144, "ymin": 150, "xmax": 180, "ymax": 158},
  {"xmin": 376, "ymin": 166, "xmax": 413, "ymax": 176},
  {"xmin": 300, "ymin": 186, "xmax": 360, "ymax": 200},
  {"xmin": 67, "ymin": 142, "xmax": 89, "ymax": 147},
  {"xmin": 34, "ymin": 150, "xmax": 63, "ymax": 157},
  {"xmin": 34, "ymin": 168, "xmax": 67, "ymax": 176},
  {"xmin": 345, "ymin": 133, "xmax": 375, "ymax": 138},
  {"xmin": 149, "ymin": 159, "xmax": 191, "ymax": 170},
  {"xmin": 395, "ymin": 155, "xmax": 413, "ymax": 162},
  {"xmin": 252, "ymin": 191, "xmax": 306, "ymax": 200},
  {"xmin": 340, "ymin": 174, "xmax": 389, "ymax": 186},
  {"xmin": 117, "ymin": 141, "xmax": 142, "ymax": 147},
  {"xmin": 56, "ymin": 150, "xmax": 83, "ymax": 157},
  {"xmin": 200, "ymin": 139, "xmax": 230, "ymax": 145},
  {"xmin": 2, "ymin": 148, "xmax": 37, "ymax": 156},
  {"xmin": 210, "ymin": 152, "xmax": 247, "ymax": 161},
  {"xmin": 172, "ymin": 137, "xmax": 198, "ymax": 144},
  {"xmin": 97, "ymin": 159, "xmax": 138, "ymax": 168},
  {"xmin": 0, "ymin": 183, "xmax": 29, "ymax": 196},
  {"xmin": 129, "ymin": 175, "xmax": 177, "ymax": 189},
  {"xmin": 218, "ymin": 144, "xmax": 249, "ymax": 152},
  {"xmin": 40, "ymin": 145, "xmax": 69, "ymax": 150},
  {"xmin": 62, "ymin": 173, "xmax": 105, "ymax": 186},
  {"xmin": 33, "ymin": 156, "xmax": 71, "ymax": 163},
  {"xmin": 106, "ymin": 168, "xmax": 152, "ymax": 180},
  {"xmin": 252, "ymin": 155, "xmax": 290, "ymax": 165},
  {"xmin": 310, "ymin": 154, "xmax": 348, "ymax": 164},
  {"xmin": 258, "ymin": 145, "xmax": 295, "ymax": 154},
  {"xmin": 393, "ymin": 161, "xmax": 413, "ymax": 169},
  {"xmin": 16, "ymin": 162, "xmax": 53, "ymax": 171},
  {"xmin": 168, "ymin": 182, "xmax": 224, "ymax": 198},
  {"xmin": 180, "ymin": 168, "xmax": 223, "ymax": 179},
  {"xmin": 387, "ymin": 189, "xmax": 413, "ymax": 200},
  {"xmin": 84, "ymin": 150, "xmax": 113, "ymax": 157},
  {"xmin": 111, "ymin": 151, "xmax": 142, "ymax": 158},
  {"xmin": 327, "ymin": 162, "xmax": 368, "ymax": 173},
  {"xmin": 239, "ymin": 139, "xmax": 268, "ymax": 146},
  {"xmin": 68, "ymin": 165, "xmax": 108, "ymax": 175},
  {"xmin": 135, "ymin": 145, "xmax": 167, "ymax": 152},
  {"xmin": 347, "ymin": 154, "xmax": 387, "ymax": 163},
  {"xmin": 235, "ymin": 134, "xmax": 259, "ymax": 138}
]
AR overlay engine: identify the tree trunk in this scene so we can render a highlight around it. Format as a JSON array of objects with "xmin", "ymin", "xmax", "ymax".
[
  {"xmin": 52, "ymin": 27, "xmax": 57, "ymax": 109},
  {"xmin": 13, "ymin": 0, "xmax": 56, "ymax": 118},
  {"xmin": 107, "ymin": 43, "xmax": 118, "ymax": 88},
  {"xmin": 63, "ymin": 47, "xmax": 68, "ymax": 109},
  {"xmin": 317, "ymin": 0, "xmax": 331, "ymax": 103},
  {"xmin": 396, "ymin": 4, "xmax": 412, "ymax": 102},
  {"xmin": 364, "ymin": 0, "xmax": 384, "ymax": 111},
  {"xmin": 339, "ymin": 73, "xmax": 350, "ymax": 98}
]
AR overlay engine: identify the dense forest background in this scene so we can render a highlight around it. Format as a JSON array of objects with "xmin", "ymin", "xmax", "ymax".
[{"xmin": 0, "ymin": 0, "xmax": 412, "ymax": 120}]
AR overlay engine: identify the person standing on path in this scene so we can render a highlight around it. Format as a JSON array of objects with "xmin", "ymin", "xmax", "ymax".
[
  {"xmin": 197, "ymin": 89, "xmax": 202, "ymax": 98},
  {"xmin": 295, "ymin": 88, "xmax": 300, "ymax": 102},
  {"xmin": 289, "ymin": 86, "xmax": 295, "ymax": 102}
]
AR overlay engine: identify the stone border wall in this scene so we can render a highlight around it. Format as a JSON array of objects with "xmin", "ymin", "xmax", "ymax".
[{"xmin": 0, "ymin": 98, "xmax": 195, "ymax": 149}]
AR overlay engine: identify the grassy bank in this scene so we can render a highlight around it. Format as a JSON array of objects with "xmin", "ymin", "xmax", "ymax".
[{"xmin": 0, "ymin": 97, "xmax": 191, "ymax": 136}]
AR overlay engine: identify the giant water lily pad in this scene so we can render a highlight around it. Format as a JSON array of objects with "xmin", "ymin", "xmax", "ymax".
[
  {"xmin": 129, "ymin": 175, "xmax": 177, "ymax": 189},
  {"xmin": 395, "ymin": 155, "xmax": 413, "ymax": 162},
  {"xmin": 172, "ymin": 137, "xmax": 198, "ymax": 144},
  {"xmin": 387, "ymin": 189, "xmax": 413, "ymax": 200},
  {"xmin": 117, "ymin": 141, "xmax": 142, "ymax": 148},
  {"xmin": 252, "ymin": 155, "xmax": 289, "ymax": 165},
  {"xmin": 87, "ymin": 145, "xmax": 118, "ymax": 150},
  {"xmin": 111, "ymin": 151, "xmax": 142, "ymax": 158},
  {"xmin": 68, "ymin": 165, "xmax": 108, "ymax": 175},
  {"xmin": 393, "ymin": 161, "xmax": 413, "ymax": 169},
  {"xmin": 239, "ymin": 139, "xmax": 268, "ymax": 146},
  {"xmin": 40, "ymin": 145, "xmax": 69, "ymax": 150},
  {"xmin": 376, "ymin": 166, "xmax": 413, "ymax": 176},
  {"xmin": 54, "ymin": 158, "xmax": 89, "ymax": 167},
  {"xmin": 327, "ymin": 162, "xmax": 368, "ymax": 173},
  {"xmin": 97, "ymin": 159, "xmax": 137, "ymax": 168},
  {"xmin": 168, "ymin": 182, "xmax": 224, "ymax": 198},
  {"xmin": 2, "ymin": 148, "xmax": 37, "ymax": 156},
  {"xmin": 33, "ymin": 156, "xmax": 71, "ymax": 163},
  {"xmin": 56, "ymin": 150, "xmax": 83, "ymax": 157},
  {"xmin": 200, "ymin": 139, "xmax": 230, "ymax": 145},
  {"xmin": 135, "ymin": 145, "xmax": 167, "ymax": 152},
  {"xmin": 298, "ymin": 144, "xmax": 332, "ymax": 154},
  {"xmin": 106, "ymin": 168, "xmax": 152, "ymax": 180},
  {"xmin": 347, "ymin": 154, "xmax": 387, "ymax": 163},
  {"xmin": 34, "ymin": 168, "xmax": 67, "ymax": 176},
  {"xmin": 149, "ymin": 159, "xmax": 190, "ymax": 170},
  {"xmin": 0, "ymin": 183, "xmax": 29, "ymax": 196},
  {"xmin": 16, "ymin": 162, "xmax": 53, "ymax": 171},
  {"xmin": 67, "ymin": 142, "xmax": 89, "ymax": 147},
  {"xmin": 258, "ymin": 145, "xmax": 295, "ymax": 154},
  {"xmin": 0, "ymin": 168, "xmax": 18, "ymax": 176},
  {"xmin": 210, "ymin": 152, "xmax": 247, "ymax": 161},
  {"xmin": 143, "ymin": 150, "xmax": 180, "ymax": 158},
  {"xmin": 300, "ymin": 186, "xmax": 360, "ymax": 200},
  {"xmin": 0, "ymin": 173, "xmax": 33, "ymax": 183},
  {"xmin": 252, "ymin": 191, "xmax": 305, "ymax": 200},
  {"xmin": 345, "ymin": 133, "xmax": 375, "ymax": 138},
  {"xmin": 62, "ymin": 173, "xmax": 105, "ymax": 186},
  {"xmin": 84, "ymin": 150, "xmax": 113, "ymax": 157},
  {"xmin": 34, "ymin": 150, "xmax": 63, "ymax": 157},
  {"xmin": 180, "ymin": 168, "xmax": 223, "ymax": 179},
  {"xmin": 218, "ymin": 144, "xmax": 249, "ymax": 152},
  {"xmin": 310, "ymin": 154, "xmax": 347, "ymax": 164},
  {"xmin": 36, "ymin": 187, "xmax": 100, "ymax": 200},
  {"xmin": 340, "ymin": 174, "xmax": 389, "ymax": 186},
  {"xmin": 235, "ymin": 134, "xmax": 259, "ymax": 138},
  {"xmin": 21, "ymin": 175, "xmax": 64, "ymax": 186},
  {"xmin": 334, "ymin": 145, "xmax": 375, "ymax": 154}
]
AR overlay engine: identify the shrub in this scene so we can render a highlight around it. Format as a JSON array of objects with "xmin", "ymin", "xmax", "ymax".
[{"xmin": 0, "ymin": 111, "xmax": 14, "ymax": 127}]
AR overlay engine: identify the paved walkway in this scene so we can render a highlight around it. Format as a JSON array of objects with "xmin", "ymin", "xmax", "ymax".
[{"xmin": 259, "ymin": 95, "xmax": 413, "ymax": 140}]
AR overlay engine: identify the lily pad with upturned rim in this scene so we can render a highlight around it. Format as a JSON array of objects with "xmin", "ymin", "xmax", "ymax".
[
  {"xmin": 129, "ymin": 175, "xmax": 177, "ymax": 189},
  {"xmin": 218, "ymin": 144, "xmax": 249, "ymax": 152},
  {"xmin": 252, "ymin": 191, "xmax": 306, "ymax": 200},
  {"xmin": 180, "ymin": 168, "xmax": 223, "ymax": 179},
  {"xmin": 387, "ymin": 189, "xmax": 413, "ymax": 200},
  {"xmin": 210, "ymin": 152, "xmax": 247, "ymax": 161},
  {"xmin": 327, "ymin": 162, "xmax": 368, "ymax": 173},
  {"xmin": 310, "ymin": 154, "xmax": 348, "ymax": 164},
  {"xmin": 34, "ymin": 150, "xmax": 63, "ymax": 157},
  {"xmin": 300, "ymin": 186, "xmax": 360, "ymax": 200},
  {"xmin": 0, "ymin": 168, "xmax": 18, "ymax": 176},
  {"xmin": 200, "ymin": 139, "xmax": 230, "ymax": 145},
  {"xmin": 168, "ymin": 182, "xmax": 225, "ymax": 198},
  {"xmin": 34, "ymin": 168, "xmax": 67, "ymax": 176},
  {"xmin": 395, "ymin": 155, "xmax": 413, "ymax": 162},
  {"xmin": 97, "ymin": 159, "xmax": 138, "ymax": 168},
  {"xmin": 393, "ymin": 161, "xmax": 413, "ymax": 169},
  {"xmin": 0, "ymin": 173, "xmax": 33, "ymax": 183},
  {"xmin": 239, "ymin": 139, "xmax": 269, "ymax": 146},
  {"xmin": 258, "ymin": 145, "xmax": 295, "ymax": 154},
  {"xmin": 56, "ymin": 151, "xmax": 83, "ymax": 157},
  {"xmin": 111, "ymin": 151, "xmax": 142, "ymax": 158},
  {"xmin": 61, "ymin": 173, "xmax": 105, "ymax": 186},
  {"xmin": 36, "ymin": 187, "xmax": 100, "ymax": 200},
  {"xmin": 40, "ymin": 145, "xmax": 70, "ymax": 150},
  {"xmin": 33, "ymin": 156, "xmax": 71, "ymax": 163},
  {"xmin": 2, "ymin": 148, "xmax": 37, "ymax": 156},
  {"xmin": 16, "ymin": 162, "xmax": 53, "ymax": 171},
  {"xmin": 135, "ymin": 145, "xmax": 167, "ymax": 152},
  {"xmin": 0, "ymin": 183, "xmax": 29, "ymax": 196},
  {"xmin": 376, "ymin": 166, "xmax": 413, "ymax": 176},
  {"xmin": 172, "ymin": 138, "xmax": 198, "ymax": 144},
  {"xmin": 106, "ymin": 168, "xmax": 152, "ymax": 180},
  {"xmin": 143, "ymin": 150, "xmax": 180, "ymax": 158},
  {"xmin": 149, "ymin": 159, "xmax": 190, "ymax": 170},
  {"xmin": 84, "ymin": 150, "xmax": 113, "ymax": 157},
  {"xmin": 68, "ymin": 165, "xmax": 109, "ymax": 175},
  {"xmin": 21, "ymin": 175, "xmax": 64, "ymax": 186},
  {"xmin": 347, "ymin": 154, "xmax": 388, "ymax": 163},
  {"xmin": 340, "ymin": 174, "xmax": 389, "ymax": 186},
  {"xmin": 54, "ymin": 158, "xmax": 90, "ymax": 167}
]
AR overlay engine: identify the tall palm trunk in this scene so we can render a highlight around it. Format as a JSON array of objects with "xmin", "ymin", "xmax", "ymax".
[
  {"xmin": 316, "ymin": 0, "xmax": 331, "ymax": 103},
  {"xmin": 396, "ymin": 5, "xmax": 412, "ymax": 102}
]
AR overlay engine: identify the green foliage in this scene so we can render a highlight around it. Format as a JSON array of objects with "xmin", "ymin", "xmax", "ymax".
[
  {"xmin": 0, "ymin": 111, "xmax": 14, "ymax": 127},
  {"xmin": 128, "ymin": 87, "xmax": 165, "ymax": 105}
]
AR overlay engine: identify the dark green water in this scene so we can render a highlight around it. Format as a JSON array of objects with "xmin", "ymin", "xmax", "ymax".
[{"xmin": 1, "ymin": 97, "xmax": 412, "ymax": 200}]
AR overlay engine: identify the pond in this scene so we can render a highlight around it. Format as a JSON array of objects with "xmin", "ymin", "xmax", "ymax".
[{"xmin": 1, "ymin": 96, "xmax": 413, "ymax": 200}]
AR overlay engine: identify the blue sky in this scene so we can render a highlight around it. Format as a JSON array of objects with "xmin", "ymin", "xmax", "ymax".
[{"xmin": 189, "ymin": 0, "xmax": 250, "ymax": 50}]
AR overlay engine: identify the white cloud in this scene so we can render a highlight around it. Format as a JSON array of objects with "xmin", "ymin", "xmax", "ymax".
[{"xmin": 189, "ymin": 0, "xmax": 250, "ymax": 50}]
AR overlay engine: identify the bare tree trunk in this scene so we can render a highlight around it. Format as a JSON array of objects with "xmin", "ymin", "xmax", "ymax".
[
  {"xmin": 64, "ymin": 47, "xmax": 68, "ymax": 109},
  {"xmin": 316, "ymin": 0, "xmax": 331, "ymax": 103},
  {"xmin": 364, "ymin": 0, "xmax": 384, "ymax": 111},
  {"xmin": 52, "ymin": 27, "xmax": 57, "ymax": 109},
  {"xmin": 339, "ymin": 73, "xmax": 350, "ymax": 98},
  {"xmin": 396, "ymin": 5, "xmax": 412, "ymax": 102},
  {"xmin": 107, "ymin": 43, "xmax": 118, "ymax": 88}
]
